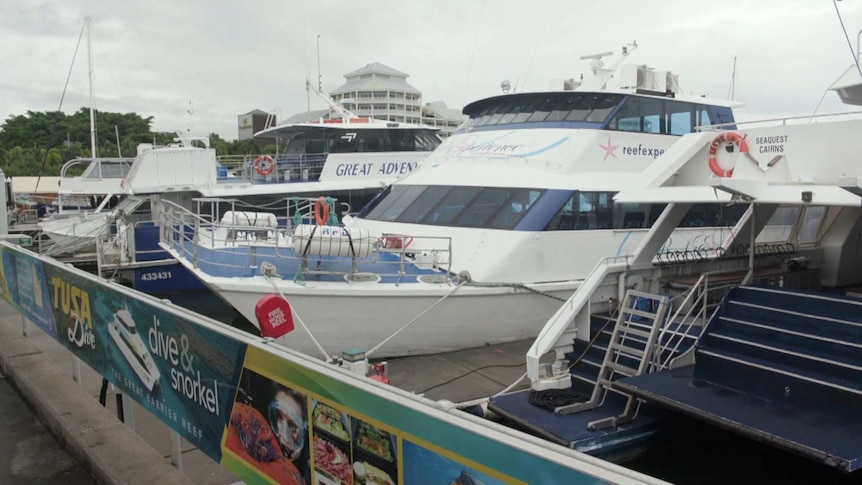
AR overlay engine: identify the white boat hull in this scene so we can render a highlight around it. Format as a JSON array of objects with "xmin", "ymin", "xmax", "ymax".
[
  {"xmin": 107, "ymin": 319, "xmax": 161, "ymax": 391},
  {"xmin": 40, "ymin": 214, "xmax": 107, "ymax": 253},
  {"xmin": 199, "ymin": 273, "xmax": 578, "ymax": 359}
]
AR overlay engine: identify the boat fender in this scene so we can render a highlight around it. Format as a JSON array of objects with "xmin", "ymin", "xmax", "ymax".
[{"xmin": 292, "ymin": 224, "xmax": 373, "ymax": 258}]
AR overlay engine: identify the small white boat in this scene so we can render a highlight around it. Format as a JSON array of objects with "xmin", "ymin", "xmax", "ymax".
[{"xmin": 107, "ymin": 308, "xmax": 161, "ymax": 392}]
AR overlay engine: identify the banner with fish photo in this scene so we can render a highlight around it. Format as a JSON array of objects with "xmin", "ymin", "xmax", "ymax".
[
  {"xmin": 0, "ymin": 246, "xmax": 57, "ymax": 337},
  {"xmin": 5, "ymin": 247, "xmax": 249, "ymax": 462}
]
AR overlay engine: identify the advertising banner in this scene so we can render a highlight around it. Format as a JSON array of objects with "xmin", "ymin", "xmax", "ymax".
[
  {"xmin": 1, "ymin": 243, "xmax": 628, "ymax": 484},
  {"xmin": 4, "ymin": 245, "xmax": 247, "ymax": 461}
]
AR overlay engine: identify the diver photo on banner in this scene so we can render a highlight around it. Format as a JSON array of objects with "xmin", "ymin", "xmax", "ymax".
[
  {"xmin": 223, "ymin": 367, "xmax": 311, "ymax": 485},
  {"xmin": 39, "ymin": 259, "xmax": 248, "ymax": 461},
  {"xmin": 0, "ymin": 246, "xmax": 56, "ymax": 337}
]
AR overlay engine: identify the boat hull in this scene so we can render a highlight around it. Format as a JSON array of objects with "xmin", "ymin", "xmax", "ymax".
[{"xmin": 201, "ymin": 274, "xmax": 578, "ymax": 358}]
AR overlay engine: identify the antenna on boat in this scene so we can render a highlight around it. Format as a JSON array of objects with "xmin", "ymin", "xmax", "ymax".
[
  {"xmin": 86, "ymin": 15, "xmax": 97, "ymax": 158},
  {"xmin": 307, "ymin": 81, "xmax": 361, "ymax": 120},
  {"xmin": 727, "ymin": 56, "xmax": 737, "ymax": 101},
  {"xmin": 115, "ymin": 125, "xmax": 122, "ymax": 157},
  {"xmin": 575, "ymin": 41, "xmax": 637, "ymax": 91},
  {"xmin": 316, "ymin": 35, "xmax": 322, "ymax": 93}
]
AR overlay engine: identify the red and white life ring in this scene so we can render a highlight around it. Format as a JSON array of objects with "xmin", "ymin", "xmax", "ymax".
[
  {"xmin": 708, "ymin": 132, "xmax": 748, "ymax": 178},
  {"xmin": 314, "ymin": 197, "xmax": 329, "ymax": 226},
  {"xmin": 254, "ymin": 155, "xmax": 275, "ymax": 176}
]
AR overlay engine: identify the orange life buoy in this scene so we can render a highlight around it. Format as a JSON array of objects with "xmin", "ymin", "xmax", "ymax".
[
  {"xmin": 708, "ymin": 132, "xmax": 748, "ymax": 178},
  {"xmin": 254, "ymin": 155, "xmax": 275, "ymax": 176},
  {"xmin": 314, "ymin": 197, "xmax": 329, "ymax": 226}
]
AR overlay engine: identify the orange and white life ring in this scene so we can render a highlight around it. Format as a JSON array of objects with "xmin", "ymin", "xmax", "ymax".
[
  {"xmin": 254, "ymin": 155, "xmax": 275, "ymax": 176},
  {"xmin": 708, "ymin": 132, "xmax": 748, "ymax": 178},
  {"xmin": 314, "ymin": 197, "xmax": 329, "ymax": 226}
]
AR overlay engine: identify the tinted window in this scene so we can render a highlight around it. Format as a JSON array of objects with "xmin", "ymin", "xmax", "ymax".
[
  {"xmin": 422, "ymin": 186, "xmax": 482, "ymax": 224},
  {"xmin": 365, "ymin": 185, "xmax": 425, "ymax": 221},
  {"xmin": 397, "ymin": 186, "xmax": 452, "ymax": 223},
  {"xmin": 454, "ymin": 188, "xmax": 513, "ymax": 227},
  {"xmin": 488, "ymin": 189, "xmax": 543, "ymax": 229}
]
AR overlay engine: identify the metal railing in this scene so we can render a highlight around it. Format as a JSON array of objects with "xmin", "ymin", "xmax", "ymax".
[{"xmin": 157, "ymin": 198, "xmax": 455, "ymax": 284}]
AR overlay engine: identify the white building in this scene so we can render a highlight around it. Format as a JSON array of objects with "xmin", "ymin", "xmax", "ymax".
[
  {"xmin": 421, "ymin": 101, "xmax": 464, "ymax": 137},
  {"xmin": 329, "ymin": 62, "xmax": 465, "ymax": 136}
]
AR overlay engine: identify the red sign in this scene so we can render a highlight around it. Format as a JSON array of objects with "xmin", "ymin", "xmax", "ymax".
[{"xmin": 254, "ymin": 294, "xmax": 295, "ymax": 338}]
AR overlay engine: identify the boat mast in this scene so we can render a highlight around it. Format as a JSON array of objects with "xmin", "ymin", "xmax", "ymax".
[{"xmin": 86, "ymin": 16, "xmax": 96, "ymax": 159}]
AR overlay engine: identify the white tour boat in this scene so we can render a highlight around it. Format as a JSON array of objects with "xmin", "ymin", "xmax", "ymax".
[{"xmin": 160, "ymin": 48, "xmax": 757, "ymax": 359}]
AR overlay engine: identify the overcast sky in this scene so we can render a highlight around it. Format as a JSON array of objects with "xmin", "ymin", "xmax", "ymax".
[{"xmin": 2, "ymin": 0, "xmax": 862, "ymax": 141}]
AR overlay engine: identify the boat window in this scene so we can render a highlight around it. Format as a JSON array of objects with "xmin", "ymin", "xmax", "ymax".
[
  {"xmin": 397, "ymin": 186, "xmax": 452, "ymax": 223},
  {"xmin": 389, "ymin": 130, "xmax": 413, "ymax": 151},
  {"xmin": 363, "ymin": 185, "xmax": 547, "ymax": 229},
  {"xmin": 709, "ymin": 106, "xmax": 736, "ymax": 128},
  {"xmin": 488, "ymin": 189, "xmax": 543, "ymax": 229},
  {"xmin": 797, "ymin": 205, "xmax": 826, "ymax": 243},
  {"xmin": 679, "ymin": 203, "xmax": 747, "ymax": 227},
  {"xmin": 696, "ymin": 106, "xmax": 712, "ymax": 128},
  {"xmin": 459, "ymin": 93, "xmax": 623, "ymax": 131},
  {"xmin": 365, "ymin": 185, "xmax": 425, "ymax": 221},
  {"xmin": 454, "ymin": 188, "xmax": 515, "ymax": 227},
  {"xmin": 422, "ymin": 186, "xmax": 482, "ymax": 225},
  {"xmin": 666, "ymin": 100, "xmax": 693, "ymax": 135},
  {"xmin": 357, "ymin": 185, "xmax": 391, "ymax": 218},
  {"xmin": 585, "ymin": 94, "xmax": 622, "ymax": 123},
  {"xmin": 757, "ymin": 206, "xmax": 800, "ymax": 243},
  {"xmin": 544, "ymin": 194, "xmax": 746, "ymax": 231},
  {"xmin": 414, "ymin": 131, "xmax": 442, "ymax": 151},
  {"xmin": 614, "ymin": 203, "xmax": 652, "ymax": 228},
  {"xmin": 305, "ymin": 130, "xmax": 326, "ymax": 154},
  {"xmin": 546, "ymin": 95, "xmax": 583, "ymax": 122}
]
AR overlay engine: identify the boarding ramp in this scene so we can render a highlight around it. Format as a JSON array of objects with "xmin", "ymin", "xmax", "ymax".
[{"xmin": 616, "ymin": 285, "xmax": 862, "ymax": 472}]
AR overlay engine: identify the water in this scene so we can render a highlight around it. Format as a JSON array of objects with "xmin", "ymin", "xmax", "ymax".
[{"xmin": 623, "ymin": 416, "xmax": 859, "ymax": 484}]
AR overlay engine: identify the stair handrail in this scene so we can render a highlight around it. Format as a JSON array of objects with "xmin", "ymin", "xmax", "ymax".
[
  {"xmin": 526, "ymin": 255, "xmax": 631, "ymax": 380},
  {"xmin": 652, "ymin": 267, "xmax": 749, "ymax": 370}
]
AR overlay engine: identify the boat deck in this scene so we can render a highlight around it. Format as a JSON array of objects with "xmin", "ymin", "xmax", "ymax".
[
  {"xmin": 617, "ymin": 285, "xmax": 862, "ymax": 473},
  {"xmin": 616, "ymin": 366, "xmax": 862, "ymax": 472}
]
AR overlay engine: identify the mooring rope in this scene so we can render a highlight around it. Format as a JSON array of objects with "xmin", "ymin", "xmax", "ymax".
[
  {"xmin": 466, "ymin": 281, "xmax": 567, "ymax": 302},
  {"xmin": 365, "ymin": 280, "xmax": 467, "ymax": 358}
]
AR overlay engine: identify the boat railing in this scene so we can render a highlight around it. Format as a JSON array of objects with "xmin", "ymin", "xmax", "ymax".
[
  {"xmin": 215, "ymin": 153, "xmax": 328, "ymax": 184},
  {"xmin": 59, "ymin": 157, "xmax": 134, "ymax": 180},
  {"xmin": 157, "ymin": 198, "xmax": 454, "ymax": 284},
  {"xmin": 651, "ymin": 268, "xmax": 749, "ymax": 371},
  {"xmin": 526, "ymin": 255, "xmax": 633, "ymax": 381},
  {"xmin": 696, "ymin": 110, "xmax": 862, "ymax": 132}
]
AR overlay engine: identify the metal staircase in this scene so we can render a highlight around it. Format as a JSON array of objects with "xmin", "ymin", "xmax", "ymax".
[{"xmin": 556, "ymin": 290, "xmax": 670, "ymax": 430}]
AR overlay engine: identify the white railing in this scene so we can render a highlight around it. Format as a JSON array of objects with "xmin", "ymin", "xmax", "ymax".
[
  {"xmin": 526, "ymin": 255, "xmax": 631, "ymax": 380},
  {"xmin": 157, "ymin": 198, "xmax": 455, "ymax": 284}
]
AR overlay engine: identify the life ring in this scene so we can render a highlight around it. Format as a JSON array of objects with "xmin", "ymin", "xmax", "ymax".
[
  {"xmin": 254, "ymin": 155, "xmax": 275, "ymax": 177},
  {"xmin": 314, "ymin": 197, "xmax": 329, "ymax": 226},
  {"xmin": 708, "ymin": 132, "xmax": 748, "ymax": 178}
]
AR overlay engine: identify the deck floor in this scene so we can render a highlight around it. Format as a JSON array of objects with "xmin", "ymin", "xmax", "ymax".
[{"xmin": 616, "ymin": 365, "xmax": 862, "ymax": 472}]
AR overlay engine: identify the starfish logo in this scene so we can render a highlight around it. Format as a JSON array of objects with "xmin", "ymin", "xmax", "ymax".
[{"xmin": 599, "ymin": 136, "xmax": 619, "ymax": 161}]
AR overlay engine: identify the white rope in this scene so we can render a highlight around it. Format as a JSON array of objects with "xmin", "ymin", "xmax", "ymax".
[
  {"xmin": 264, "ymin": 275, "xmax": 330, "ymax": 361},
  {"xmin": 366, "ymin": 281, "xmax": 466, "ymax": 358}
]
